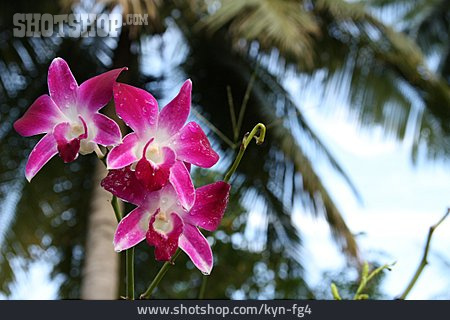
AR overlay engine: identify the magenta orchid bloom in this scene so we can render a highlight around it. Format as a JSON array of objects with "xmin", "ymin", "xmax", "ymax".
[
  {"xmin": 101, "ymin": 166, "xmax": 230, "ymax": 275},
  {"xmin": 106, "ymin": 80, "xmax": 219, "ymax": 210},
  {"xmin": 13, "ymin": 57, "xmax": 126, "ymax": 181}
]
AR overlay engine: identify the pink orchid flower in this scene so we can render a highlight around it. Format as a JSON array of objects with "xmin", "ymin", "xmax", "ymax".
[
  {"xmin": 106, "ymin": 80, "xmax": 219, "ymax": 210},
  {"xmin": 101, "ymin": 166, "xmax": 230, "ymax": 275},
  {"xmin": 14, "ymin": 57, "xmax": 126, "ymax": 181}
]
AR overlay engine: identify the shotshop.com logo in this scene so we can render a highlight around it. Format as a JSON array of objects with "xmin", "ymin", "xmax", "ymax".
[{"xmin": 13, "ymin": 13, "xmax": 148, "ymax": 37}]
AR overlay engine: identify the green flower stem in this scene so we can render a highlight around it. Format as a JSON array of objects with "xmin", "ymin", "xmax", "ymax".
[
  {"xmin": 140, "ymin": 249, "xmax": 182, "ymax": 299},
  {"xmin": 126, "ymin": 248, "xmax": 135, "ymax": 300},
  {"xmin": 98, "ymin": 154, "xmax": 134, "ymax": 300},
  {"xmin": 198, "ymin": 275, "xmax": 208, "ymax": 299},
  {"xmin": 198, "ymin": 123, "xmax": 266, "ymax": 299},
  {"xmin": 140, "ymin": 123, "xmax": 266, "ymax": 299},
  {"xmin": 352, "ymin": 262, "xmax": 369, "ymax": 300},
  {"xmin": 331, "ymin": 283, "xmax": 342, "ymax": 300},
  {"xmin": 399, "ymin": 209, "xmax": 449, "ymax": 299},
  {"xmin": 111, "ymin": 195, "xmax": 122, "ymax": 222},
  {"xmin": 223, "ymin": 123, "xmax": 266, "ymax": 183},
  {"xmin": 353, "ymin": 262, "xmax": 393, "ymax": 300}
]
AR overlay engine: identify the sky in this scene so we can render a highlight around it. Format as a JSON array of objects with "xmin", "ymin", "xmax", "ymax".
[{"xmin": 292, "ymin": 92, "xmax": 450, "ymax": 299}]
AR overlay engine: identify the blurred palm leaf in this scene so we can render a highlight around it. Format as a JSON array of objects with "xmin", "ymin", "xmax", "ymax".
[
  {"xmin": 198, "ymin": 0, "xmax": 450, "ymax": 159},
  {"xmin": 200, "ymin": 0, "xmax": 321, "ymax": 68}
]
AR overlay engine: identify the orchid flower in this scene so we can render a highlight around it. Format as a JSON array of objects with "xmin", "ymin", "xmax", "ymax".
[
  {"xmin": 106, "ymin": 80, "xmax": 219, "ymax": 210},
  {"xmin": 101, "ymin": 166, "xmax": 230, "ymax": 275},
  {"xmin": 14, "ymin": 57, "xmax": 126, "ymax": 181}
]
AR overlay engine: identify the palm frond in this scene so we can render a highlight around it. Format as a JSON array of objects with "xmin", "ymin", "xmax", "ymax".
[
  {"xmin": 316, "ymin": 0, "xmax": 366, "ymax": 19},
  {"xmin": 199, "ymin": 0, "xmax": 450, "ymax": 160},
  {"xmin": 200, "ymin": 0, "xmax": 320, "ymax": 68}
]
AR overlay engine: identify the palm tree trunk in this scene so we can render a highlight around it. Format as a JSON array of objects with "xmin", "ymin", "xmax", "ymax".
[
  {"xmin": 80, "ymin": 162, "xmax": 119, "ymax": 299},
  {"xmin": 80, "ymin": 24, "xmax": 136, "ymax": 300}
]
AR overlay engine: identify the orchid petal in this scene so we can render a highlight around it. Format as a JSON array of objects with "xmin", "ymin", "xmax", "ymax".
[
  {"xmin": 158, "ymin": 80, "xmax": 192, "ymax": 137},
  {"xmin": 47, "ymin": 58, "xmax": 78, "ymax": 110},
  {"xmin": 14, "ymin": 95, "xmax": 65, "ymax": 137},
  {"xmin": 135, "ymin": 146, "xmax": 176, "ymax": 192},
  {"xmin": 170, "ymin": 121, "xmax": 219, "ymax": 168},
  {"xmin": 178, "ymin": 224, "xmax": 213, "ymax": 275},
  {"xmin": 157, "ymin": 183, "xmax": 186, "ymax": 214},
  {"xmin": 106, "ymin": 133, "xmax": 140, "ymax": 169},
  {"xmin": 25, "ymin": 133, "xmax": 58, "ymax": 182},
  {"xmin": 114, "ymin": 206, "xmax": 149, "ymax": 252},
  {"xmin": 187, "ymin": 181, "xmax": 230, "ymax": 231},
  {"xmin": 113, "ymin": 82, "xmax": 158, "ymax": 135},
  {"xmin": 146, "ymin": 211, "xmax": 184, "ymax": 261},
  {"xmin": 78, "ymin": 68, "xmax": 127, "ymax": 112},
  {"xmin": 91, "ymin": 113, "xmax": 121, "ymax": 146},
  {"xmin": 169, "ymin": 160, "xmax": 195, "ymax": 210},
  {"xmin": 101, "ymin": 166, "xmax": 147, "ymax": 205}
]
